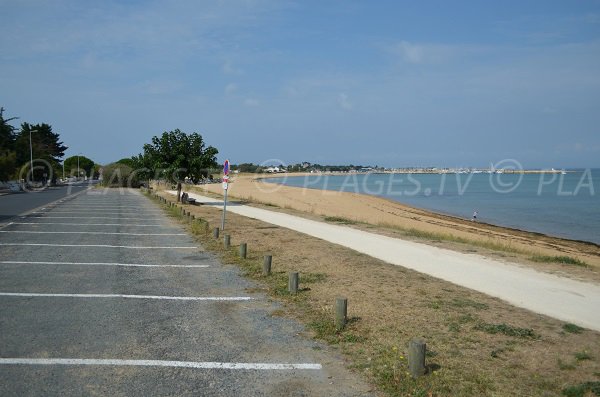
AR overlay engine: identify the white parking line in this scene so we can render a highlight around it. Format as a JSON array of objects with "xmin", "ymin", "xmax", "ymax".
[
  {"xmin": 0, "ymin": 358, "xmax": 322, "ymax": 370},
  {"xmin": 0, "ymin": 261, "xmax": 209, "ymax": 268},
  {"xmin": 25, "ymin": 216, "xmax": 163, "ymax": 221},
  {"xmin": 0, "ymin": 231, "xmax": 186, "ymax": 236},
  {"xmin": 41, "ymin": 211, "xmax": 163, "ymax": 215},
  {"xmin": 0, "ymin": 292, "xmax": 251, "ymax": 301},
  {"xmin": 11, "ymin": 222, "xmax": 164, "ymax": 227},
  {"xmin": 52, "ymin": 207, "xmax": 162, "ymax": 210},
  {"xmin": 0, "ymin": 243, "xmax": 197, "ymax": 249}
]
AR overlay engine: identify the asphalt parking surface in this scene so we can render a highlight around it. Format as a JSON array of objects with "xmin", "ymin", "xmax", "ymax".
[{"xmin": 0, "ymin": 188, "xmax": 372, "ymax": 396}]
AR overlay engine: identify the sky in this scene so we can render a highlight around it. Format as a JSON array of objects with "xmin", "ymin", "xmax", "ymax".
[{"xmin": 1, "ymin": 0, "xmax": 599, "ymax": 169}]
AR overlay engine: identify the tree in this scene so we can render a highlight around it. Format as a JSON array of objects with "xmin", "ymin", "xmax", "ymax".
[
  {"xmin": 64, "ymin": 155, "xmax": 95, "ymax": 178},
  {"xmin": 138, "ymin": 129, "xmax": 218, "ymax": 183},
  {"xmin": 100, "ymin": 162, "xmax": 141, "ymax": 187},
  {"xmin": 0, "ymin": 107, "xmax": 18, "ymax": 181},
  {"xmin": 116, "ymin": 158, "xmax": 137, "ymax": 168},
  {"xmin": 14, "ymin": 123, "xmax": 67, "ymax": 182}
]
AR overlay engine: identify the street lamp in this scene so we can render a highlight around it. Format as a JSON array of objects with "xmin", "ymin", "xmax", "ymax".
[{"xmin": 29, "ymin": 128, "xmax": 37, "ymax": 184}]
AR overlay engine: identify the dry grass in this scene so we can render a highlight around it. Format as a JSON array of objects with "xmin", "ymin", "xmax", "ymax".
[{"xmin": 148, "ymin": 189, "xmax": 600, "ymax": 397}]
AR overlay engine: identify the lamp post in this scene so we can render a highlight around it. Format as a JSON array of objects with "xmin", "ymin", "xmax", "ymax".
[
  {"xmin": 77, "ymin": 154, "xmax": 80, "ymax": 181},
  {"xmin": 29, "ymin": 128, "xmax": 37, "ymax": 184}
]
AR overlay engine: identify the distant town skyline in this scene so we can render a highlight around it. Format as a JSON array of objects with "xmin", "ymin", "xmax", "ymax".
[{"xmin": 1, "ymin": 1, "xmax": 599, "ymax": 168}]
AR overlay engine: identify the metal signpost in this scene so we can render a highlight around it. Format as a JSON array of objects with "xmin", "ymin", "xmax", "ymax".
[{"xmin": 221, "ymin": 159, "xmax": 230, "ymax": 230}]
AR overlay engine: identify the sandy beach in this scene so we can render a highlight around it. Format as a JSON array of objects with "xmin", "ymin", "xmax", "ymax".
[{"xmin": 192, "ymin": 173, "xmax": 600, "ymax": 270}]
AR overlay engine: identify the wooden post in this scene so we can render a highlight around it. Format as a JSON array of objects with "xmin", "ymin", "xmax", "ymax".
[
  {"xmin": 239, "ymin": 243, "xmax": 247, "ymax": 259},
  {"xmin": 335, "ymin": 297, "xmax": 348, "ymax": 330},
  {"xmin": 213, "ymin": 227, "xmax": 220, "ymax": 239},
  {"xmin": 408, "ymin": 339, "xmax": 427, "ymax": 378},
  {"xmin": 224, "ymin": 234, "xmax": 231, "ymax": 249},
  {"xmin": 263, "ymin": 255, "xmax": 272, "ymax": 275},
  {"xmin": 288, "ymin": 272, "xmax": 299, "ymax": 294}
]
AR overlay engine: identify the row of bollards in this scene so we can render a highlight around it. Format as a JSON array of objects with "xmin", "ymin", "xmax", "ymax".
[{"xmin": 156, "ymin": 192, "xmax": 428, "ymax": 379}]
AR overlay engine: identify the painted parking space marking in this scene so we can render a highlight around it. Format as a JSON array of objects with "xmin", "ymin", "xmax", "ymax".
[
  {"xmin": 40, "ymin": 211, "xmax": 164, "ymax": 215},
  {"xmin": 0, "ymin": 231, "xmax": 186, "ymax": 236},
  {"xmin": 11, "ymin": 222, "xmax": 164, "ymax": 227},
  {"xmin": 0, "ymin": 261, "xmax": 209, "ymax": 268},
  {"xmin": 0, "ymin": 243, "xmax": 197, "ymax": 249},
  {"xmin": 0, "ymin": 292, "xmax": 251, "ymax": 301},
  {"xmin": 22, "ymin": 216, "xmax": 163, "ymax": 221},
  {"xmin": 0, "ymin": 358, "xmax": 322, "ymax": 370}
]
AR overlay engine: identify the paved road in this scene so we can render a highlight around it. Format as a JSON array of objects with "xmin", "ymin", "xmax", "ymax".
[
  {"xmin": 175, "ymin": 191, "xmax": 600, "ymax": 332},
  {"xmin": 0, "ymin": 189, "xmax": 372, "ymax": 396},
  {"xmin": 0, "ymin": 183, "xmax": 91, "ymax": 223}
]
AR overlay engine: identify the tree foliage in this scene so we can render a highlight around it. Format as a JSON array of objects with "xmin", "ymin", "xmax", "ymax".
[
  {"xmin": 100, "ymin": 162, "xmax": 141, "ymax": 187},
  {"xmin": 64, "ymin": 155, "xmax": 95, "ymax": 178},
  {"xmin": 0, "ymin": 107, "xmax": 18, "ymax": 181},
  {"xmin": 135, "ymin": 129, "xmax": 218, "ymax": 183}
]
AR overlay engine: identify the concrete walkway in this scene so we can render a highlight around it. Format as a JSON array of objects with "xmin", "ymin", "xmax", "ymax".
[{"xmin": 171, "ymin": 191, "xmax": 600, "ymax": 332}]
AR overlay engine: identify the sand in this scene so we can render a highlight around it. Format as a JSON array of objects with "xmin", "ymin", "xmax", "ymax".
[{"xmin": 191, "ymin": 173, "xmax": 600, "ymax": 269}]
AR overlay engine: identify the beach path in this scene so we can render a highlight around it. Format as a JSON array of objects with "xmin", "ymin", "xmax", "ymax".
[{"xmin": 169, "ymin": 191, "xmax": 600, "ymax": 332}]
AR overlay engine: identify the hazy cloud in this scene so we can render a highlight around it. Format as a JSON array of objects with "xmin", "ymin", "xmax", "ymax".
[
  {"xmin": 222, "ymin": 60, "xmax": 243, "ymax": 75},
  {"xmin": 225, "ymin": 83, "xmax": 237, "ymax": 94},
  {"xmin": 338, "ymin": 93, "xmax": 352, "ymax": 110},
  {"xmin": 244, "ymin": 98, "xmax": 260, "ymax": 107}
]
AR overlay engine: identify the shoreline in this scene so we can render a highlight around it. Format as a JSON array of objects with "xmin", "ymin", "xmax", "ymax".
[
  {"xmin": 262, "ymin": 176, "xmax": 600, "ymax": 248},
  {"xmin": 191, "ymin": 173, "xmax": 600, "ymax": 269},
  {"xmin": 256, "ymin": 172, "xmax": 599, "ymax": 247}
]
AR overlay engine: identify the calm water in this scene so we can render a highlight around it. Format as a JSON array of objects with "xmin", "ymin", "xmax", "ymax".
[{"xmin": 266, "ymin": 170, "xmax": 600, "ymax": 244}]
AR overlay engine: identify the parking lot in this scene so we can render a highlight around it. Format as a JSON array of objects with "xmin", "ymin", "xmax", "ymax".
[{"xmin": 0, "ymin": 189, "xmax": 371, "ymax": 396}]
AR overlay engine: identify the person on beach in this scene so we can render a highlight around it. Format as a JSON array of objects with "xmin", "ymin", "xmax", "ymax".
[{"xmin": 471, "ymin": 211, "xmax": 478, "ymax": 221}]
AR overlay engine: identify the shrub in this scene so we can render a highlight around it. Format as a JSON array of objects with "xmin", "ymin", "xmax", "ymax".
[{"xmin": 100, "ymin": 163, "xmax": 142, "ymax": 187}]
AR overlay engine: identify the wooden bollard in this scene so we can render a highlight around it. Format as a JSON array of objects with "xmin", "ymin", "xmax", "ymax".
[
  {"xmin": 224, "ymin": 234, "xmax": 231, "ymax": 249},
  {"xmin": 408, "ymin": 338, "xmax": 427, "ymax": 378},
  {"xmin": 288, "ymin": 272, "xmax": 299, "ymax": 294},
  {"xmin": 263, "ymin": 255, "xmax": 272, "ymax": 275},
  {"xmin": 213, "ymin": 227, "xmax": 220, "ymax": 239},
  {"xmin": 239, "ymin": 243, "xmax": 247, "ymax": 259},
  {"xmin": 335, "ymin": 297, "xmax": 348, "ymax": 330}
]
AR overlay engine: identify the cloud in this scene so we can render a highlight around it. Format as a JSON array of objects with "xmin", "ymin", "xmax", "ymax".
[
  {"xmin": 222, "ymin": 60, "xmax": 243, "ymax": 75},
  {"xmin": 244, "ymin": 98, "xmax": 259, "ymax": 106},
  {"xmin": 396, "ymin": 41, "xmax": 424, "ymax": 63},
  {"xmin": 338, "ymin": 93, "xmax": 352, "ymax": 110},
  {"xmin": 225, "ymin": 83, "xmax": 237, "ymax": 94},
  {"xmin": 390, "ymin": 41, "xmax": 460, "ymax": 64}
]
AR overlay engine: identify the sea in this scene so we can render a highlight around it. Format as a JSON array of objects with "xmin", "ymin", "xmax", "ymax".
[{"xmin": 266, "ymin": 170, "xmax": 600, "ymax": 244}]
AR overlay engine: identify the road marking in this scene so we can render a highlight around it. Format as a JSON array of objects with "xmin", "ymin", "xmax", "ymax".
[
  {"xmin": 0, "ymin": 358, "xmax": 321, "ymax": 370},
  {"xmin": 25, "ymin": 216, "xmax": 163, "ymax": 221},
  {"xmin": 0, "ymin": 261, "xmax": 209, "ymax": 268},
  {"xmin": 0, "ymin": 292, "xmax": 251, "ymax": 301},
  {"xmin": 11, "ymin": 222, "xmax": 164, "ymax": 227},
  {"xmin": 51, "ymin": 206, "xmax": 162, "ymax": 209},
  {"xmin": 0, "ymin": 231, "xmax": 186, "ymax": 236},
  {"xmin": 0, "ymin": 243, "xmax": 197, "ymax": 249},
  {"xmin": 43, "ymin": 211, "xmax": 163, "ymax": 214}
]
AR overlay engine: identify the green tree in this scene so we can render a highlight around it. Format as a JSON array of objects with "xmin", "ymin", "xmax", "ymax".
[
  {"xmin": 0, "ymin": 107, "xmax": 18, "ymax": 181},
  {"xmin": 14, "ymin": 123, "xmax": 67, "ymax": 181},
  {"xmin": 64, "ymin": 155, "xmax": 95, "ymax": 178},
  {"xmin": 100, "ymin": 162, "xmax": 141, "ymax": 187},
  {"xmin": 116, "ymin": 158, "xmax": 137, "ymax": 168},
  {"xmin": 139, "ymin": 129, "xmax": 218, "ymax": 183}
]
